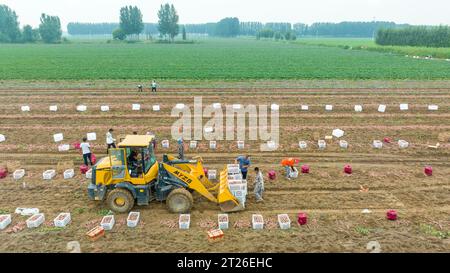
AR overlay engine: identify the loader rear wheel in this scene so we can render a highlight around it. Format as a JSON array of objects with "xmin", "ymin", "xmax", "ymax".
[
  {"xmin": 166, "ymin": 188, "xmax": 193, "ymax": 213},
  {"xmin": 106, "ymin": 188, "xmax": 135, "ymax": 213}
]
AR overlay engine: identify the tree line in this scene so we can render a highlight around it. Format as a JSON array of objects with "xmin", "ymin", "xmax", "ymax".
[
  {"xmin": 0, "ymin": 4, "xmax": 62, "ymax": 43},
  {"xmin": 376, "ymin": 26, "xmax": 450, "ymax": 47}
]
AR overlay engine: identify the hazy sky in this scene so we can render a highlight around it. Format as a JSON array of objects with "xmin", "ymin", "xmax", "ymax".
[{"xmin": 2, "ymin": 0, "xmax": 449, "ymax": 31}]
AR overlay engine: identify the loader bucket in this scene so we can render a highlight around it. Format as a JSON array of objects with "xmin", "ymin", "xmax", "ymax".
[{"xmin": 217, "ymin": 170, "xmax": 245, "ymax": 212}]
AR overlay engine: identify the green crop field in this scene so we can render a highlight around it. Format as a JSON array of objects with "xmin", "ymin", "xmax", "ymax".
[{"xmin": 1, "ymin": 38, "xmax": 449, "ymax": 80}]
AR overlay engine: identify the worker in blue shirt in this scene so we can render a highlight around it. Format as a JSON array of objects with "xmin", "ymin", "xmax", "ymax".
[{"xmin": 235, "ymin": 154, "xmax": 251, "ymax": 180}]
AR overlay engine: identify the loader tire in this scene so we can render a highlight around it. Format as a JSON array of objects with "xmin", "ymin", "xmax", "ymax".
[
  {"xmin": 166, "ymin": 188, "xmax": 193, "ymax": 213},
  {"xmin": 106, "ymin": 188, "xmax": 135, "ymax": 214}
]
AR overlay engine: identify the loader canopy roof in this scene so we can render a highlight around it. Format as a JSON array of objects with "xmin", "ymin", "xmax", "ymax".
[{"xmin": 118, "ymin": 135, "xmax": 155, "ymax": 147}]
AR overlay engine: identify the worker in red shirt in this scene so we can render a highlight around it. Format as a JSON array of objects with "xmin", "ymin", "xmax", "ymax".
[{"xmin": 281, "ymin": 158, "xmax": 300, "ymax": 180}]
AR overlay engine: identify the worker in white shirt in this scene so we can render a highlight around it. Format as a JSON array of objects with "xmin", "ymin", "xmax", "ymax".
[
  {"xmin": 106, "ymin": 128, "xmax": 116, "ymax": 153},
  {"xmin": 151, "ymin": 80, "xmax": 157, "ymax": 93},
  {"xmin": 80, "ymin": 137, "xmax": 93, "ymax": 166}
]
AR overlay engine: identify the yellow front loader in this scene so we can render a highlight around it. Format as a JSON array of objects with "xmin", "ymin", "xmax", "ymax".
[{"xmin": 87, "ymin": 135, "xmax": 244, "ymax": 213}]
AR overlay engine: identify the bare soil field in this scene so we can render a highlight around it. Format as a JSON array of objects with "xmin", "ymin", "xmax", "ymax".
[{"xmin": 0, "ymin": 80, "xmax": 450, "ymax": 253}]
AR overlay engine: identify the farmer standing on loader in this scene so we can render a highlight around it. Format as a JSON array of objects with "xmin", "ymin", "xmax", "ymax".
[
  {"xmin": 254, "ymin": 167, "xmax": 264, "ymax": 202},
  {"xmin": 235, "ymin": 155, "xmax": 251, "ymax": 180},
  {"xmin": 281, "ymin": 157, "xmax": 299, "ymax": 180},
  {"xmin": 106, "ymin": 128, "xmax": 116, "ymax": 153}
]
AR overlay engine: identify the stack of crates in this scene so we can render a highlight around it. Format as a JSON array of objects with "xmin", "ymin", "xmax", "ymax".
[{"xmin": 225, "ymin": 164, "xmax": 247, "ymax": 207}]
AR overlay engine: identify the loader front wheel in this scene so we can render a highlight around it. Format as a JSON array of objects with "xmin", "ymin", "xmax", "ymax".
[
  {"xmin": 166, "ymin": 188, "xmax": 193, "ymax": 213},
  {"xmin": 106, "ymin": 188, "xmax": 135, "ymax": 213}
]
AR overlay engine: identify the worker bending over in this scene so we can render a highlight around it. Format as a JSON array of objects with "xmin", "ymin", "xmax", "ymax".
[{"xmin": 281, "ymin": 157, "xmax": 300, "ymax": 180}]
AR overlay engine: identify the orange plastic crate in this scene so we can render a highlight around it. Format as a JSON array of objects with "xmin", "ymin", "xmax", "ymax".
[{"xmin": 86, "ymin": 226, "xmax": 105, "ymax": 241}]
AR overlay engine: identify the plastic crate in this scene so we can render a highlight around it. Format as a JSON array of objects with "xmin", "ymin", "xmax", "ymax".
[
  {"xmin": 132, "ymin": 104, "xmax": 141, "ymax": 111},
  {"xmin": 398, "ymin": 140, "xmax": 409, "ymax": 149},
  {"xmin": 13, "ymin": 169, "xmax": 25, "ymax": 180},
  {"xmin": 289, "ymin": 167, "xmax": 299, "ymax": 178},
  {"xmin": 21, "ymin": 105, "xmax": 30, "ymax": 112},
  {"xmin": 64, "ymin": 169, "xmax": 75, "ymax": 179},
  {"xmin": 339, "ymin": 140, "xmax": 348, "ymax": 149},
  {"xmin": 237, "ymin": 141, "xmax": 245, "ymax": 149},
  {"xmin": 127, "ymin": 212, "xmax": 140, "ymax": 228},
  {"xmin": 252, "ymin": 214, "xmax": 264, "ymax": 230},
  {"xmin": 318, "ymin": 140, "xmax": 326, "ymax": 149},
  {"xmin": 354, "ymin": 105, "xmax": 363, "ymax": 112},
  {"xmin": 301, "ymin": 105, "xmax": 309, "ymax": 111},
  {"xmin": 85, "ymin": 169, "xmax": 92, "ymax": 179},
  {"xmin": 86, "ymin": 226, "xmax": 105, "ymax": 241},
  {"xmin": 209, "ymin": 141, "xmax": 216, "ymax": 149},
  {"xmin": 58, "ymin": 144, "xmax": 70, "ymax": 152},
  {"xmin": 0, "ymin": 134, "xmax": 5, "ymax": 143},
  {"xmin": 189, "ymin": 141, "xmax": 197, "ymax": 149},
  {"xmin": 152, "ymin": 105, "xmax": 160, "ymax": 111},
  {"xmin": 278, "ymin": 214, "xmax": 291, "ymax": 229},
  {"xmin": 76, "ymin": 105, "xmax": 87, "ymax": 112},
  {"xmin": 101, "ymin": 215, "xmax": 115, "ymax": 231},
  {"xmin": 378, "ymin": 104, "xmax": 386, "ymax": 113},
  {"xmin": 43, "ymin": 170, "xmax": 56, "ymax": 180},
  {"xmin": 175, "ymin": 103, "xmax": 185, "ymax": 109},
  {"xmin": 161, "ymin": 140, "xmax": 169, "ymax": 148},
  {"xmin": 428, "ymin": 105, "xmax": 438, "ymax": 111},
  {"xmin": 0, "ymin": 214, "xmax": 12, "ymax": 230},
  {"xmin": 267, "ymin": 141, "xmax": 277, "ymax": 150},
  {"xmin": 179, "ymin": 214, "xmax": 190, "ymax": 229},
  {"xmin": 373, "ymin": 140, "xmax": 383, "ymax": 149},
  {"xmin": 218, "ymin": 214, "xmax": 229, "ymax": 230},
  {"xmin": 100, "ymin": 105, "xmax": 110, "ymax": 112},
  {"xmin": 49, "ymin": 105, "xmax": 58, "ymax": 112},
  {"xmin": 26, "ymin": 213, "xmax": 45, "ymax": 228},
  {"xmin": 208, "ymin": 170, "xmax": 217, "ymax": 180},
  {"xmin": 325, "ymin": 105, "xmax": 333, "ymax": 111},
  {"xmin": 54, "ymin": 213, "xmax": 71, "ymax": 227},
  {"xmin": 87, "ymin": 132, "xmax": 96, "ymax": 141},
  {"xmin": 53, "ymin": 133, "xmax": 64, "ymax": 142},
  {"xmin": 15, "ymin": 207, "xmax": 39, "ymax": 216},
  {"xmin": 270, "ymin": 104, "xmax": 279, "ymax": 111},
  {"xmin": 400, "ymin": 104, "xmax": 409, "ymax": 111},
  {"xmin": 299, "ymin": 141, "xmax": 307, "ymax": 149},
  {"xmin": 212, "ymin": 103, "xmax": 221, "ymax": 109}
]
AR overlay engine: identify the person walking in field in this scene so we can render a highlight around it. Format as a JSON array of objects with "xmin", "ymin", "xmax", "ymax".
[
  {"xmin": 235, "ymin": 154, "xmax": 251, "ymax": 180},
  {"xmin": 253, "ymin": 167, "xmax": 264, "ymax": 202},
  {"xmin": 151, "ymin": 80, "xmax": 158, "ymax": 93},
  {"xmin": 281, "ymin": 157, "xmax": 300, "ymax": 180},
  {"xmin": 177, "ymin": 137, "xmax": 185, "ymax": 160},
  {"xmin": 80, "ymin": 137, "xmax": 93, "ymax": 166},
  {"xmin": 106, "ymin": 128, "xmax": 116, "ymax": 153}
]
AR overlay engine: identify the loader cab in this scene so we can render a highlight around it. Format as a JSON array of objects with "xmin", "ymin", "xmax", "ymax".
[{"xmin": 109, "ymin": 135, "xmax": 158, "ymax": 185}]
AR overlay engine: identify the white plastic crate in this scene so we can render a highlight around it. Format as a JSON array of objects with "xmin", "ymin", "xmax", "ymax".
[
  {"xmin": 232, "ymin": 104, "xmax": 242, "ymax": 110},
  {"xmin": 339, "ymin": 140, "xmax": 348, "ymax": 149},
  {"xmin": 208, "ymin": 170, "xmax": 217, "ymax": 180},
  {"xmin": 76, "ymin": 105, "xmax": 87, "ymax": 112},
  {"xmin": 318, "ymin": 140, "xmax": 326, "ymax": 149},
  {"xmin": 332, "ymin": 129, "xmax": 345, "ymax": 138},
  {"xmin": 373, "ymin": 140, "xmax": 383, "ymax": 149},
  {"xmin": 301, "ymin": 105, "xmax": 309, "ymax": 111},
  {"xmin": 189, "ymin": 140, "xmax": 197, "ymax": 149},
  {"xmin": 13, "ymin": 169, "xmax": 25, "ymax": 180},
  {"xmin": 398, "ymin": 140, "xmax": 409, "ymax": 149},
  {"xmin": 267, "ymin": 141, "xmax": 277, "ymax": 150},
  {"xmin": 132, "ymin": 104, "xmax": 141, "ymax": 111},
  {"xmin": 100, "ymin": 105, "xmax": 110, "ymax": 112},
  {"xmin": 87, "ymin": 132, "xmax": 97, "ymax": 141},
  {"xmin": 204, "ymin": 127, "xmax": 213, "ymax": 133},
  {"xmin": 161, "ymin": 140, "xmax": 169, "ymax": 148},
  {"xmin": 400, "ymin": 104, "xmax": 409, "ymax": 111},
  {"xmin": 218, "ymin": 214, "xmax": 229, "ymax": 230},
  {"xmin": 378, "ymin": 104, "xmax": 386, "ymax": 113},
  {"xmin": 54, "ymin": 213, "xmax": 71, "ymax": 228},
  {"xmin": 271, "ymin": 104, "xmax": 279, "ymax": 111},
  {"xmin": 58, "ymin": 144, "xmax": 70, "ymax": 152},
  {"xmin": 227, "ymin": 165, "xmax": 241, "ymax": 175},
  {"xmin": 0, "ymin": 214, "xmax": 12, "ymax": 230},
  {"xmin": 0, "ymin": 134, "xmax": 5, "ymax": 143},
  {"xmin": 179, "ymin": 214, "xmax": 190, "ymax": 229},
  {"xmin": 237, "ymin": 141, "xmax": 245, "ymax": 149},
  {"xmin": 152, "ymin": 105, "xmax": 160, "ymax": 111},
  {"xmin": 175, "ymin": 103, "xmax": 185, "ymax": 109},
  {"xmin": 229, "ymin": 183, "xmax": 247, "ymax": 193},
  {"xmin": 127, "ymin": 212, "xmax": 140, "ymax": 228},
  {"xmin": 354, "ymin": 105, "xmax": 363, "ymax": 112},
  {"xmin": 64, "ymin": 169, "xmax": 74, "ymax": 179},
  {"xmin": 277, "ymin": 214, "xmax": 291, "ymax": 230},
  {"xmin": 428, "ymin": 105, "xmax": 438, "ymax": 111},
  {"xmin": 289, "ymin": 167, "xmax": 299, "ymax": 178},
  {"xmin": 252, "ymin": 214, "xmax": 264, "ymax": 230},
  {"xmin": 85, "ymin": 169, "xmax": 92, "ymax": 179},
  {"xmin": 101, "ymin": 215, "xmax": 115, "ymax": 231},
  {"xmin": 299, "ymin": 141, "xmax": 307, "ymax": 149},
  {"xmin": 212, "ymin": 103, "xmax": 221, "ymax": 109},
  {"xmin": 43, "ymin": 170, "xmax": 56, "ymax": 180},
  {"xmin": 15, "ymin": 208, "xmax": 39, "ymax": 216},
  {"xmin": 209, "ymin": 141, "xmax": 216, "ymax": 149},
  {"xmin": 325, "ymin": 105, "xmax": 333, "ymax": 111},
  {"xmin": 53, "ymin": 133, "xmax": 64, "ymax": 142},
  {"xmin": 49, "ymin": 105, "xmax": 58, "ymax": 112},
  {"xmin": 228, "ymin": 173, "xmax": 243, "ymax": 180},
  {"xmin": 21, "ymin": 105, "xmax": 30, "ymax": 112},
  {"xmin": 26, "ymin": 213, "xmax": 45, "ymax": 228}
]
